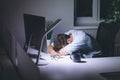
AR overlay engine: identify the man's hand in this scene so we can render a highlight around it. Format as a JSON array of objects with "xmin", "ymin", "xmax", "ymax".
[
  {"xmin": 49, "ymin": 50, "xmax": 59, "ymax": 57},
  {"xmin": 58, "ymin": 48, "xmax": 68, "ymax": 56},
  {"xmin": 48, "ymin": 45, "xmax": 59, "ymax": 57}
]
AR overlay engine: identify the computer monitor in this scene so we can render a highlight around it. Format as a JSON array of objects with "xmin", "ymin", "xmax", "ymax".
[{"xmin": 23, "ymin": 13, "xmax": 61, "ymax": 65}]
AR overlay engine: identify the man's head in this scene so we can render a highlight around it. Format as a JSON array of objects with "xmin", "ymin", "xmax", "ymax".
[{"xmin": 53, "ymin": 33, "xmax": 70, "ymax": 51}]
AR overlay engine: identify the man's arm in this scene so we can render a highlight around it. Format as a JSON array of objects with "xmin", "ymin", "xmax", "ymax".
[
  {"xmin": 48, "ymin": 45, "xmax": 59, "ymax": 57},
  {"xmin": 48, "ymin": 45, "xmax": 69, "ymax": 56},
  {"xmin": 58, "ymin": 48, "xmax": 69, "ymax": 56}
]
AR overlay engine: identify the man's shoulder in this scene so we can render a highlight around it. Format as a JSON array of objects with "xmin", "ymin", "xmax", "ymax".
[
  {"xmin": 65, "ymin": 29, "xmax": 86, "ymax": 36},
  {"xmin": 67, "ymin": 29, "xmax": 84, "ymax": 33}
]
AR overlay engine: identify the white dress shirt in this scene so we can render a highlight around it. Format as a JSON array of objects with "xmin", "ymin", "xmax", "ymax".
[{"xmin": 63, "ymin": 29, "xmax": 92, "ymax": 54}]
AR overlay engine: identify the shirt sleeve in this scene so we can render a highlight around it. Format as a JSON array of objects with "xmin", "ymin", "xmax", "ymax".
[{"xmin": 63, "ymin": 42, "xmax": 85, "ymax": 54}]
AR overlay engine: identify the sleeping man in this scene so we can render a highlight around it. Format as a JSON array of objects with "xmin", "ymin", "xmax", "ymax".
[{"xmin": 48, "ymin": 29, "xmax": 102, "ymax": 62}]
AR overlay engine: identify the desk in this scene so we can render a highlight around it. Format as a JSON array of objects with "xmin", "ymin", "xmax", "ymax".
[{"xmin": 39, "ymin": 53, "xmax": 120, "ymax": 80}]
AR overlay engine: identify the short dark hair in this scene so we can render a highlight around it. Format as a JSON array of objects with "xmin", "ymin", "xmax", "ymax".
[{"xmin": 53, "ymin": 33, "xmax": 70, "ymax": 51}]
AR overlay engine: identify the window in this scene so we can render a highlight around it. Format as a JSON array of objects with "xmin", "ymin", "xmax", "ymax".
[
  {"xmin": 74, "ymin": 0, "xmax": 100, "ymax": 26},
  {"xmin": 76, "ymin": 0, "xmax": 92, "ymax": 17}
]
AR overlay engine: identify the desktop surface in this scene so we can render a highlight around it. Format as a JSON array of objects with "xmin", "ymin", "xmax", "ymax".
[{"xmin": 38, "ymin": 53, "xmax": 120, "ymax": 80}]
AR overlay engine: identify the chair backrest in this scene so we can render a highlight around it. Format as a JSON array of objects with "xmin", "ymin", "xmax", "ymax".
[
  {"xmin": 114, "ymin": 28, "xmax": 120, "ymax": 56},
  {"xmin": 0, "ymin": 27, "xmax": 17, "ymax": 66},
  {"xmin": 0, "ymin": 27, "xmax": 41, "ymax": 80},
  {"xmin": 16, "ymin": 41, "xmax": 41, "ymax": 80},
  {"xmin": 96, "ymin": 22, "xmax": 120, "ymax": 57}
]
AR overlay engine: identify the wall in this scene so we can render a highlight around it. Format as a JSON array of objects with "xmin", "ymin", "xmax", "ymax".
[
  {"xmin": 0, "ymin": 0, "xmax": 98, "ymax": 47},
  {"xmin": 1, "ymin": 0, "xmax": 74, "ymax": 46}
]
